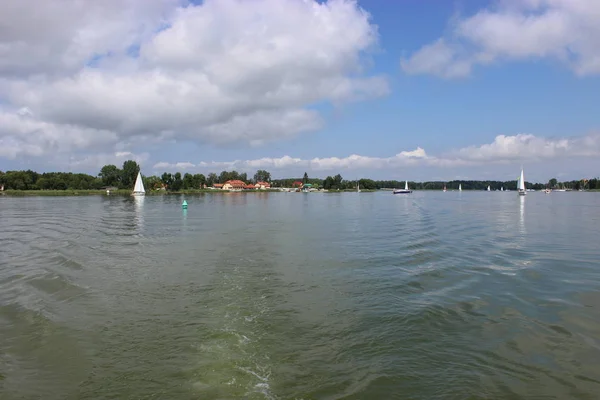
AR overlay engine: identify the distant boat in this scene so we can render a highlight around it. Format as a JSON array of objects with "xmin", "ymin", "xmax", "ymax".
[
  {"xmin": 501, "ymin": 187, "xmax": 504, "ymax": 191},
  {"xmin": 459, "ymin": 183, "xmax": 462, "ymax": 192},
  {"xmin": 132, "ymin": 171, "xmax": 146, "ymax": 196},
  {"xmin": 393, "ymin": 180, "xmax": 412, "ymax": 194},
  {"xmin": 517, "ymin": 168, "xmax": 526, "ymax": 196},
  {"xmin": 443, "ymin": 184, "xmax": 447, "ymax": 192},
  {"xmin": 487, "ymin": 185, "xmax": 491, "ymax": 192},
  {"xmin": 357, "ymin": 182, "xmax": 361, "ymax": 193}
]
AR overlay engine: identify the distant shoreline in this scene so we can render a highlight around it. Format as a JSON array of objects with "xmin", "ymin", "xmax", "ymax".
[
  {"xmin": 1, "ymin": 189, "xmax": 378, "ymax": 196},
  {"xmin": 3, "ymin": 189, "xmax": 597, "ymax": 197}
]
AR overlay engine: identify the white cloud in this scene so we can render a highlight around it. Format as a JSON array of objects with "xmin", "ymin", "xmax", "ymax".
[
  {"xmin": 153, "ymin": 161, "xmax": 195, "ymax": 170},
  {"xmin": 152, "ymin": 133, "xmax": 600, "ymax": 172},
  {"xmin": 0, "ymin": 108, "xmax": 118, "ymax": 159},
  {"xmin": 401, "ymin": 0, "xmax": 600, "ymax": 77},
  {"xmin": 0, "ymin": 0, "xmax": 180, "ymax": 78},
  {"xmin": 63, "ymin": 151, "xmax": 150, "ymax": 171},
  {"xmin": 0, "ymin": 0, "xmax": 387, "ymax": 161}
]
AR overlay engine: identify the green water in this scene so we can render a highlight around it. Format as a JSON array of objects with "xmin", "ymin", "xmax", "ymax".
[{"xmin": 1, "ymin": 192, "xmax": 600, "ymax": 399}]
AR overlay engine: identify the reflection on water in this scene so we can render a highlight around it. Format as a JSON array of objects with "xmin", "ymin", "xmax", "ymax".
[
  {"xmin": 518, "ymin": 195, "xmax": 525, "ymax": 236},
  {"xmin": 1, "ymin": 192, "xmax": 600, "ymax": 399},
  {"xmin": 133, "ymin": 195, "xmax": 144, "ymax": 231}
]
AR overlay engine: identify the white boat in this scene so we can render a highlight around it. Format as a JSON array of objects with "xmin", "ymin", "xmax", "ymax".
[
  {"xmin": 517, "ymin": 168, "xmax": 526, "ymax": 196},
  {"xmin": 357, "ymin": 182, "xmax": 361, "ymax": 193},
  {"xmin": 132, "ymin": 171, "xmax": 146, "ymax": 196},
  {"xmin": 459, "ymin": 184, "xmax": 462, "ymax": 192},
  {"xmin": 443, "ymin": 184, "xmax": 447, "ymax": 192},
  {"xmin": 501, "ymin": 187, "xmax": 504, "ymax": 191},
  {"xmin": 487, "ymin": 185, "xmax": 491, "ymax": 191},
  {"xmin": 393, "ymin": 180, "xmax": 412, "ymax": 194}
]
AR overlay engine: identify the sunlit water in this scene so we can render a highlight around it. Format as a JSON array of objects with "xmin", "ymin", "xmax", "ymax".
[{"xmin": 1, "ymin": 191, "xmax": 600, "ymax": 399}]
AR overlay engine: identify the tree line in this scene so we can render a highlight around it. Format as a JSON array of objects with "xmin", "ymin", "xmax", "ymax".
[{"xmin": 1, "ymin": 162, "xmax": 599, "ymax": 191}]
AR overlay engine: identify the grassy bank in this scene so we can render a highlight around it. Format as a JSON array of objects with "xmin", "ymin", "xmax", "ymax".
[{"xmin": 2, "ymin": 189, "xmax": 128, "ymax": 196}]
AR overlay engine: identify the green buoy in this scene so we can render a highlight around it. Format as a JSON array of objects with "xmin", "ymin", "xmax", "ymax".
[{"xmin": 182, "ymin": 200, "xmax": 188, "ymax": 209}]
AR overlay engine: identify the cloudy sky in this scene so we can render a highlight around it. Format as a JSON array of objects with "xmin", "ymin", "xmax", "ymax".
[{"xmin": 1, "ymin": 0, "xmax": 599, "ymax": 181}]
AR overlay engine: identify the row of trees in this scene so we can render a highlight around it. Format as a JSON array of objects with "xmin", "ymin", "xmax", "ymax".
[{"xmin": 2, "ymin": 163, "xmax": 600, "ymax": 191}]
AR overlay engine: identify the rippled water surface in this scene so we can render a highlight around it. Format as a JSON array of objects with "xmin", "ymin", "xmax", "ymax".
[{"xmin": 2, "ymin": 191, "xmax": 600, "ymax": 399}]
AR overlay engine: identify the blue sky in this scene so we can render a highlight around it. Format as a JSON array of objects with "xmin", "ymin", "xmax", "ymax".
[{"xmin": 1, "ymin": 0, "xmax": 599, "ymax": 181}]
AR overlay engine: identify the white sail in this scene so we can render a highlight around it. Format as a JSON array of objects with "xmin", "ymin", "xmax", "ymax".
[
  {"xmin": 404, "ymin": 180, "xmax": 408, "ymax": 190},
  {"xmin": 487, "ymin": 185, "xmax": 491, "ymax": 191},
  {"xmin": 517, "ymin": 168, "xmax": 526, "ymax": 196},
  {"xmin": 518, "ymin": 169, "xmax": 525, "ymax": 191},
  {"xmin": 133, "ymin": 171, "xmax": 145, "ymax": 195},
  {"xmin": 459, "ymin": 184, "xmax": 462, "ymax": 191}
]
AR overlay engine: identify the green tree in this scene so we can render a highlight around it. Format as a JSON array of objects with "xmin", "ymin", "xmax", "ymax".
[
  {"xmin": 218, "ymin": 170, "xmax": 241, "ymax": 183},
  {"xmin": 99, "ymin": 164, "xmax": 121, "ymax": 187},
  {"xmin": 171, "ymin": 172, "xmax": 183, "ymax": 191},
  {"xmin": 144, "ymin": 175, "xmax": 162, "ymax": 190},
  {"xmin": 161, "ymin": 172, "xmax": 173, "ymax": 188},
  {"xmin": 253, "ymin": 170, "xmax": 271, "ymax": 183},
  {"xmin": 193, "ymin": 174, "xmax": 206, "ymax": 188},
  {"xmin": 359, "ymin": 178, "xmax": 376, "ymax": 190},
  {"xmin": 333, "ymin": 174, "xmax": 343, "ymax": 188},
  {"xmin": 303, "ymin": 172, "xmax": 309, "ymax": 184},
  {"xmin": 548, "ymin": 178, "xmax": 558, "ymax": 188},
  {"xmin": 182, "ymin": 173, "xmax": 194, "ymax": 189},
  {"xmin": 206, "ymin": 173, "xmax": 217, "ymax": 186},
  {"xmin": 121, "ymin": 160, "xmax": 140, "ymax": 189}
]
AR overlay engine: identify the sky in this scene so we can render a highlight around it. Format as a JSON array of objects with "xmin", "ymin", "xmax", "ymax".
[{"xmin": 1, "ymin": 0, "xmax": 599, "ymax": 182}]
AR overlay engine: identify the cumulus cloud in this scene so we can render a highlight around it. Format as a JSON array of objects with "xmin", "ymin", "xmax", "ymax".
[
  {"xmin": 401, "ymin": 0, "xmax": 600, "ymax": 77},
  {"xmin": 0, "ymin": 108, "xmax": 118, "ymax": 159},
  {"xmin": 65, "ymin": 151, "xmax": 150, "ymax": 171},
  {"xmin": 0, "ymin": 0, "xmax": 387, "ymax": 163},
  {"xmin": 152, "ymin": 133, "xmax": 600, "ymax": 172}
]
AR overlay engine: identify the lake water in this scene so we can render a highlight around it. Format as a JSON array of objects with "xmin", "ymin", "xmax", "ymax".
[{"xmin": 1, "ymin": 191, "xmax": 600, "ymax": 399}]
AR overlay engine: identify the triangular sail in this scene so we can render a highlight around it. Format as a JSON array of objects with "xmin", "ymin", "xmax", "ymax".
[
  {"xmin": 459, "ymin": 184, "xmax": 462, "ymax": 191},
  {"xmin": 133, "ymin": 171, "xmax": 145, "ymax": 194},
  {"xmin": 518, "ymin": 168, "xmax": 525, "ymax": 191},
  {"xmin": 404, "ymin": 180, "xmax": 408, "ymax": 190}
]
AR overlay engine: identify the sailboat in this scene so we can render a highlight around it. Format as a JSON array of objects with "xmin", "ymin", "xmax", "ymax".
[
  {"xmin": 487, "ymin": 185, "xmax": 491, "ymax": 192},
  {"xmin": 501, "ymin": 187, "xmax": 504, "ymax": 191},
  {"xmin": 517, "ymin": 168, "xmax": 526, "ymax": 196},
  {"xmin": 443, "ymin": 184, "xmax": 447, "ymax": 192},
  {"xmin": 459, "ymin": 183, "xmax": 462, "ymax": 192},
  {"xmin": 393, "ymin": 180, "xmax": 412, "ymax": 194},
  {"xmin": 357, "ymin": 182, "xmax": 361, "ymax": 193},
  {"xmin": 132, "ymin": 171, "xmax": 146, "ymax": 196}
]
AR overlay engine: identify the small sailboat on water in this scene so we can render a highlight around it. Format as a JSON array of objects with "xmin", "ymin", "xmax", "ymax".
[
  {"xmin": 517, "ymin": 167, "xmax": 526, "ymax": 196},
  {"xmin": 132, "ymin": 171, "xmax": 146, "ymax": 196},
  {"xmin": 487, "ymin": 185, "xmax": 491, "ymax": 192},
  {"xmin": 459, "ymin": 183, "xmax": 462, "ymax": 192},
  {"xmin": 393, "ymin": 180, "xmax": 412, "ymax": 194},
  {"xmin": 357, "ymin": 181, "xmax": 361, "ymax": 193},
  {"xmin": 443, "ymin": 184, "xmax": 447, "ymax": 192}
]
